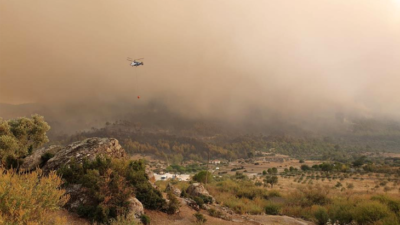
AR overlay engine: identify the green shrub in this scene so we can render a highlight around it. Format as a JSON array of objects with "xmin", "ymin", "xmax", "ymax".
[
  {"xmin": 314, "ymin": 207, "xmax": 329, "ymax": 225},
  {"xmin": 268, "ymin": 190, "xmax": 281, "ymax": 197},
  {"xmin": 236, "ymin": 188, "xmax": 267, "ymax": 200},
  {"xmin": 166, "ymin": 191, "xmax": 181, "ymax": 214},
  {"xmin": 208, "ymin": 208, "xmax": 223, "ymax": 218},
  {"xmin": 381, "ymin": 215, "xmax": 400, "ymax": 225},
  {"xmin": 193, "ymin": 196, "xmax": 204, "ymax": 207},
  {"xmin": 328, "ymin": 201, "xmax": 354, "ymax": 224},
  {"xmin": 200, "ymin": 195, "xmax": 213, "ymax": 204},
  {"xmin": 286, "ymin": 185, "xmax": 331, "ymax": 207},
  {"xmin": 194, "ymin": 212, "xmax": 207, "ymax": 224},
  {"xmin": 58, "ymin": 157, "xmax": 166, "ymax": 222},
  {"xmin": 265, "ymin": 202, "xmax": 280, "ymax": 215},
  {"xmin": 40, "ymin": 152, "xmax": 54, "ymax": 167},
  {"xmin": 141, "ymin": 214, "xmax": 151, "ymax": 225},
  {"xmin": 353, "ymin": 201, "xmax": 391, "ymax": 224},
  {"xmin": 207, "ymin": 179, "xmax": 274, "ymax": 215},
  {"xmin": 371, "ymin": 195, "xmax": 400, "ymax": 216},
  {"xmin": 4, "ymin": 155, "xmax": 24, "ymax": 169},
  {"xmin": 181, "ymin": 188, "xmax": 189, "ymax": 198},
  {"xmin": 109, "ymin": 215, "xmax": 136, "ymax": 225},
  {"xmin": 301, "ymin": 165, "xmax": 310, "ymax": 171}
]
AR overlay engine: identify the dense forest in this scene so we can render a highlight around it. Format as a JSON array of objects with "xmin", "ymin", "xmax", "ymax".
[{"xmin": 50, "ymin": 115, "xmax": 400, "ymax": 164}]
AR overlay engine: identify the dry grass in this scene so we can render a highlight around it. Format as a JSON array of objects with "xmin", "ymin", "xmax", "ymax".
[
  {"xmin": 215, "ymin": 157, "xmax": 400, "ymax": 196},
  {"xmin": 0, "ymin": 168, "xmax": 69, "ymax": 225}
]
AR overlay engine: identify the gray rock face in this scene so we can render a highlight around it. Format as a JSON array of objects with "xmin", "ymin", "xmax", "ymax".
[
  {"xmin": 64, "ymin": 184, "xmax": 95, "ymax": 211},
  {"xmin": 42, "ymin": 137, "xmax": 126, "ymax": 172},
  {"xmin": 186, "ymin": 183, "xmax": 215, "ymax": 203},
  {"xmin": 183, "ymin": 198, "xmax": 200, "ymax": 211},
  {"xmin": 127, "ymin": 197, "xmax": 144, "ymax": 219},
  {"xmin": 165, "ymin": 183, "xmax": 182, "ymax": 197},
  {"xmin": 20, "ymin": 145, "xmax": 64, "ymax": 171},
  {"xmin": 27, "ymin": 138, "xmax": 128, "ymax": 210}
]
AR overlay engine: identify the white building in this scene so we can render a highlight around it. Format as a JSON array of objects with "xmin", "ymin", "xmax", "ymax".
[
  {"xmin": 209, "ymin": 160, "xmax": 221, "ymax": 164},
  {"xmin": 154, "ymin": 173, "xmax": 191, "ymax": 181}
]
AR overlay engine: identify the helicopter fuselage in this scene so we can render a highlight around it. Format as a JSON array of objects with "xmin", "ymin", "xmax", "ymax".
[{"xmin": 131, "ymin": 61, "xmax": 143, "ymax": 67}]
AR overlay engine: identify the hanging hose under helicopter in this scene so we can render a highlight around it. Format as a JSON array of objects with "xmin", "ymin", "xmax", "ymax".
[{"xmin": 127, "ymin": 57, "xmax": 145, "ymax": 99}]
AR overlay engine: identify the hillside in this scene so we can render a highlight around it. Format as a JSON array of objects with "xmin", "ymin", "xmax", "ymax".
[{"xmin": 51, "ymin": 115, "xmax": 400, "ymax": 164}]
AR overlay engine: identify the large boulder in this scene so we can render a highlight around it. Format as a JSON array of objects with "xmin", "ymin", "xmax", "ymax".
[
  {"xmin": 186, "ymin": 183, "xmax": 215, "ymax": 203},
  {"xmin": 30, "ymin": 138, "xmax": 127, "ymax": 210},
  {"xmin": 165, "ymin": 183, "xmax": 181, "ymax": 197},
  {"xmin": 186, "ymin": 183, "xmax": 211, "ymax": 197},
  {"xmin": 41, "ymin": 137, "xmax": 126, "ymax": 172},
  {"xmin": 127, "ymin": 197, "xmax": 144, "ymax": 219},
  {"xmin": 20, "ymin": 145, "xmax": 64, "ymax": 171}
]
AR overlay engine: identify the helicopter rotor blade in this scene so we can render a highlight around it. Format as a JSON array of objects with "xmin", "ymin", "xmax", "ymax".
[{"xmin": 127, "ymin": 57, "xmax": 133, "ymax": 61}]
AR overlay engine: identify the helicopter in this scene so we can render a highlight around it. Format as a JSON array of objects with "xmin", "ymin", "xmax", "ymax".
[{"xmin": 127, "ymin": 57, "xmax": 144, "ymax": 67}]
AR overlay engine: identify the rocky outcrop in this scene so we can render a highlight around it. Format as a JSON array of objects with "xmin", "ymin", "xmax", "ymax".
[
  {"xmin": 127, "ymin": 197, "xmax": 144, "ymax": 219},
  {"xmin": 20, "ymin": 145, "xmax": 64, "ymax": 171},
  {"xmin": 21, "ymin": 138, "xmax": 126, "ymax": 173},
  {"xmin": 183, "ymin": 198, "xmax": 200, "ymax": 211},
  {"xmin": 20, "ymin": 137, "xmax": 147, "ymax": 220},
  {"xmin": 165, "ymin": 183, "xmax": 181, "ymax": 197},
  {"xmin": 186, "ymin": 183, "xmax": 215, "ymax": 203},
  {"xmin": 41, "ymin": 137, "xmax": 126, "ymax": 172}
]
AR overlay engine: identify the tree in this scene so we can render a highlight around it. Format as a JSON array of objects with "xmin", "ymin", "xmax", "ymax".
[
  {"xmin": 171, "ymin": 154, "xmax": 184, "ymax": 165},
  {"xmin": 320, "ymin": 163, "xmax": 334, "ymax": 172},
  {"xmin": 268, "ymin": 167, "xmax": 278, "ymax": 174},
  {"xmin": 0, "ymin": 115, "xmax": 50, "ymax": 165},
  {"xmin": 193, "ymin": 171, "xmax": 213, "ymax": 184},
  {"xmin": 353, "ymin": 156, "xmax": 366, "ymax": 167},
  {"xmin": 301, "ymin": 165, "xmax": 311, "ymax": 171},
  {"xmin": 265, "ymin": 176, "xmax": 278, "ymax": 188},
  {"xmin": 166, "ymin": 191, "xmax": 181, "ymax": 214}
]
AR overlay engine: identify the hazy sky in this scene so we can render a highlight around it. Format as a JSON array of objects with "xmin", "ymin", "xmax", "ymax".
[{"xmin": 1, "ymin": 0, "xmax": 400, "ymax": 122}]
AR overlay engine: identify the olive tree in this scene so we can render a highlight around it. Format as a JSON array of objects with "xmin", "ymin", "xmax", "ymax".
[
  {"xmin": 0, "ymin": 114, "xmax": 50, "ymax": 165},
  {"xmin": 264, "ymin": 176, "xmax": 278, "ymax": 188}
]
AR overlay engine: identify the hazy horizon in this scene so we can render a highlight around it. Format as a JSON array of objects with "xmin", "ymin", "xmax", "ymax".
[{"xmin": 2, "ymin": 0, "xmax": 400, "ymax": 127}]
